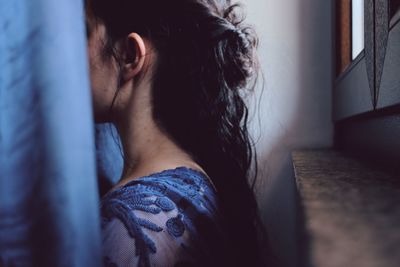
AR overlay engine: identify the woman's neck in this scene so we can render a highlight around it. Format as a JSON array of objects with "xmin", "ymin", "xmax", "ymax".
[{"xmin": 112, "ymin": 81, "xmax": 202, "ymax": 189}]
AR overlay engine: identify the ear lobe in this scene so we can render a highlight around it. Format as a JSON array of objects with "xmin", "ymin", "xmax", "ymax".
[{"xmin": 122, "ymin": 33, "xmax": 146, "ymax": 81}]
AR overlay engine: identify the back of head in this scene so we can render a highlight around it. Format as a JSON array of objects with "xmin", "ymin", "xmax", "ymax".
[{"xmin": 88, "ymin": 0, "xmax": 270, "ymax": 265}]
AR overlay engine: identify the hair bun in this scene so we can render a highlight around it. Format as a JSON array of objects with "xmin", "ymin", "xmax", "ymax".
[{"xmin": 215, "ymin": 5, "xmax": 258, "ymax": 90}]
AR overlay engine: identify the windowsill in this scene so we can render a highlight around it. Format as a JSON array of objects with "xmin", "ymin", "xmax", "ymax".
[{"xmin": 293, "ymin": 149, "xmax": 400, "ymax": 267}]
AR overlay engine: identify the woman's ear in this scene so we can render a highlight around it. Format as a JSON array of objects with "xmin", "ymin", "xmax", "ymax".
[{"xmin": 122, "ymin": 32, "xmax": 146, "ymax": 82}]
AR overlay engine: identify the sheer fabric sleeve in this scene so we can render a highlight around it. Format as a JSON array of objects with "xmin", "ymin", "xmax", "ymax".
[{"xmin": 101, "ymin": 195, "xmax": 194, "ymax": 267}]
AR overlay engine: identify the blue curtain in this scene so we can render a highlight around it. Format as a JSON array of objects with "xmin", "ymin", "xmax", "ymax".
[
  {"xmin": 95, "ymin": 123, "xmax": 123, "ymax": 197},
  {"xmin": 0, "ymin": 0, "xmax": 120, "ymax": 266}
]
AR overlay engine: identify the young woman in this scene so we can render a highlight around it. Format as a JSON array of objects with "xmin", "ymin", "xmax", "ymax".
[{"xmin": 86, "ymin": 0, "xmax": 269, "ymax": 266}]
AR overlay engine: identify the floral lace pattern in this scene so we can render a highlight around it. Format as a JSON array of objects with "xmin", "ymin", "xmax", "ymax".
[{"xmin": 100, "ymin": 167, "xmax": 224, "ymax": 267}]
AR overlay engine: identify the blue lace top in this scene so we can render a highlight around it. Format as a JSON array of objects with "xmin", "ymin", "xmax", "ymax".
[{"xmin": 100, "ymin": 167, "xmax": 227, "ymax": 267}]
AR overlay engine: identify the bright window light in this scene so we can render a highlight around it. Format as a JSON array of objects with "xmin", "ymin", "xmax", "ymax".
[{"xmin": 352, "ymin": 0, "xmax": 364, "ymax": 59}]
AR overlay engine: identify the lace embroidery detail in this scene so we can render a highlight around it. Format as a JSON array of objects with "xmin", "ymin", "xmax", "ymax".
[
  {"xmin": 101, "ymin": 167, "xmax": 219, "ymax": 267},
  {"xmin": 166, "ymin": 214, "xmax": 185, "ymax": 237},
  {"xmin": 102, "ymin": 194, "xmax": 176, "ymax": 265}
]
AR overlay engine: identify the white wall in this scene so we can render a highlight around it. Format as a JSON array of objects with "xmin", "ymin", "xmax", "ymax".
[{"xmin": 244, "ymin": 1, "xmax": 334, "ymax": 266}]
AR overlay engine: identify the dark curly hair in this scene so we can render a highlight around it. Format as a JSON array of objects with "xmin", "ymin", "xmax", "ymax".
[{"xmin": 88, "ymin": 0, "xmax": 271, "ymax": 265}]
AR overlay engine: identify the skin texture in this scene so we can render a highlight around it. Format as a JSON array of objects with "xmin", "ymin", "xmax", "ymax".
[{"xmin": 87, "ymin": 21, "xmax": 205, "ymax": 190}]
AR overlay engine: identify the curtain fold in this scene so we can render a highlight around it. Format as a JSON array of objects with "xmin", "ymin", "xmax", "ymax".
[
  {"xmin": 0, "ymin": 0, "xmax": 102, "ymax": 266},
  {"xmin": 95, "ymin": 123, "xmax": 123, "ymax": 197}
]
